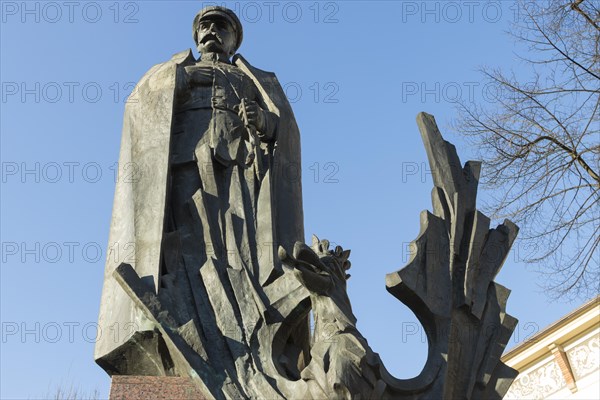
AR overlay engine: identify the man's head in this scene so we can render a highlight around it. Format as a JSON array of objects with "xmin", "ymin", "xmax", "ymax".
[{"xmin": 193, "ymin": 6, "xmax": 243, "ymax": 58}]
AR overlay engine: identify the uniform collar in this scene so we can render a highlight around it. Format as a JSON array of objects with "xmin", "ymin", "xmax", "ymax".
[{"xmin": 199, "ymin": 52, "xmax": 231, "ymax": 63}]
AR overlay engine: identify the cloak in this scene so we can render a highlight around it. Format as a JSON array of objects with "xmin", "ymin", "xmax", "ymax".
[{"xmin": 95, "ymin": 49, "xmax": 304, "ymax": 373}]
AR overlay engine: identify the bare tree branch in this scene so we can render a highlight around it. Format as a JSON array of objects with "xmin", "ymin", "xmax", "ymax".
[{"xmin": 454, "ymin": 0, "xmax": 600, "ymax": 299}]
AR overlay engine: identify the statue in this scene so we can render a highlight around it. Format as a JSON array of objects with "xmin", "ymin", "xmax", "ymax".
[
  {"xmin": 96, "ymin": 4, "xmax": 306, "ymax": 390},
  {"xmin": 97, "ymin": 6, "xmax": 520, "ymax": 399}
]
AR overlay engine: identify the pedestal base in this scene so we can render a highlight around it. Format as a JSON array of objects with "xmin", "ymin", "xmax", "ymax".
[{"xmin": 109, "ymin": 376, "xmax": 209, "ymax": 400}]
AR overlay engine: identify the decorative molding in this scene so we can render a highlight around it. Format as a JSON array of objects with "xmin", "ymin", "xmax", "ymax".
[
  {"xmin": 505, "ymin": 359, "xmax": 566, "ymax": 399},
  {"xmin": 566, "ymin": 334, "xmax": 600, "ymax": 381}
]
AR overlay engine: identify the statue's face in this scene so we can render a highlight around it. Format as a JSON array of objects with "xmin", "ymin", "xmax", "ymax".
[{"xmin": 196, "ymin": 16, "xmax": 237, "ymax": 57}]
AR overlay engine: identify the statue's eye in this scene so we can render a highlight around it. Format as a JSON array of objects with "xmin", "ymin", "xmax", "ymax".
[{"xmin": 216, "ymin": 21, "xmax": 230, "ymax": 31}]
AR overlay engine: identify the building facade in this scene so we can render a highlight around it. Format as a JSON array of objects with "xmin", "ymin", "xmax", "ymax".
[{"xmin": 502, "ymin": 296, "xmax": 599, "ymax": 399}]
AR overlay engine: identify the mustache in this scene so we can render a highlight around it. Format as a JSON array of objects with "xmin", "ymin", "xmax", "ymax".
[{"xmin": 200, "ymin": 33, "xmax": 222, "ymax": 44}]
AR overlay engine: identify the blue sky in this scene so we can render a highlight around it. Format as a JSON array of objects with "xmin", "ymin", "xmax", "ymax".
[{"xmin": 1, "ymin": 1, "xmax": 593, "ymax": 398}]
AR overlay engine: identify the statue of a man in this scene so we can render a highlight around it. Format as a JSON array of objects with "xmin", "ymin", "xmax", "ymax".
[
  {"xmin": 95, "ymin": 7, "xmax": 518, "ymax": 400},
  {"xmin": 95, "ymin": 6, "xmax": 306, "ymax": 381}
]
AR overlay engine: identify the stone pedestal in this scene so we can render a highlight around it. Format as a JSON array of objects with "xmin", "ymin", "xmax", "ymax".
[{"xmin": 109, "ymin": 376, "xmax": 209, "ymax": 400}]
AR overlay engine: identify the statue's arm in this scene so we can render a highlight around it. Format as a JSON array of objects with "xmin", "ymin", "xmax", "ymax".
[
  {"xmin": 259, "ymin": 108, "xmax": 279, "ymax": 142},
  {"xmin": 233, "ymin": 55, "xmax": 283, "ymax": 143},
  {"xmin": 293, "ymin": 263, "xmax": 332, "ymax": 295},
  {"xmin": 279, "ymin": 244, "xmax": 332, "ymax": 294},
  {"xmin": 253, "ymin": 90, "xmax": 278, "ymax": 142}
]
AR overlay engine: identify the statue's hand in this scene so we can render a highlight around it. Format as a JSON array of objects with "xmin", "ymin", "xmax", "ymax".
[
  {"xmin": 278, "ymin": 236, "xmax": 352, "ymax": 294},
  {"xmin": 279, "ymin": 244, "xmax": 332, "ymax": 294},
  {"xmin": 238, "ymin": 99, "xmax": 266, "ymax": 134}
]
